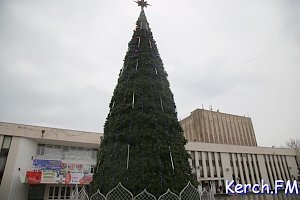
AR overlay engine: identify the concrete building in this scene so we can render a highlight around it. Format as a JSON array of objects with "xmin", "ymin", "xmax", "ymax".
[
  {"xmin": 186, "ymin": 142, "xmax": 298, "ymax": 193},
  {"xmin": 180, "ymin": 109, "xmax": 298, "ymax": 194},
  {"xmin": 180, "ymin": 109, "xmax": 257, "ymax": 146},
  {"xmin": 0, "ymin": 122, "xmax": 101, "ymax": 200}
]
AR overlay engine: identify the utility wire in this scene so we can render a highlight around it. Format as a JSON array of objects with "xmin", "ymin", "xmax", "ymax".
[{"xmin": 176, "ymin": 36, "xmax": 300, "ymax": 96}]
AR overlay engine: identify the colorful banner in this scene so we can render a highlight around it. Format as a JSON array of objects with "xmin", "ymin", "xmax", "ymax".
[
  {"xmin": 33, "ymin": 159, "xmax": 61, "ymax": 171},
  {"xmin": 61, "ymin": 162, "xmax": 91, "ymax": 173},
  {"xmin": 41, "ymin": 171, "xmax": 58, "ymax": 183},
  {"xmin": 26, "ymin": 171, "xmax": 42, "ymax": 184},
  {"xmin": 30, "ymin": 159, "xmax": 93, "ymax": 184},
  {"xmin": 64, "ymin": 172, "xmax": 93, "ymax": 184}
]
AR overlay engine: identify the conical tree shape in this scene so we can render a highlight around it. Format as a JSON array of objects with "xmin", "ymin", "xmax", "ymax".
[{"xmin": 92, "ymin": 10, "xmax": 197, "ymax": 197}]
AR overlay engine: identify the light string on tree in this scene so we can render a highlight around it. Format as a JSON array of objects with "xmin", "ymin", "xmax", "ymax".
[
  {"xmin": 164, "ymin": 121, "xmax": 175, "ymax": 172},
  {"xmin": 159, "ymin": 94, "xmax": 164, "ymax": 111},
  {"xmin": 111, "ymin": 128, "xmax": 120, "ymax": 185},
  {"xmin": 155, "ymin": 121, "xmax": 164, "ymax": 187},
  {"xmin": 126, "ymin": 113, "xmax": 134, "ymax": 179},
  {"xmin": 158, "ymin": 55, "xmax": 177, "ymax": 174},
  {"xmin": 126, "ymin": 144, "xmax": 130, "ymax": 169},
  {"xmin": 111, "ymin": 92, "xmax": 127, "ymax": 187},
  {"xmin": 169, "ymin": 145, "xmax": 175, "ymax": 170},
  {"xmin": 136, "ymin": 59, "xmax": 139, "ymax": 71},
  {"xmin": 132, "ymin": 92, "xmax": 135, "ymax": 108},
  {"xmin": 138, "ymin": 37, "xmax": 141, "ymax": 48},
  {"xmin": 148, "ymin": 79, "xmax": 163, "ymax": 187},
  {"xmin": 149, "ymin": 39, "xmax": 152, "ymax": 49}
]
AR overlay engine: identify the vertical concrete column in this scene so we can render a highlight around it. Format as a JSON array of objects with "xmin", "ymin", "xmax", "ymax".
[
  {"xmin": 216, "ymin": 116, "xmax": 224, "ymax": 144},
  {"xmin": 0, "ymin": 137, "xmax": 21, "ymax": 200},
  {"xmin": 221, "ymin": 116, "xmax": 229, "ymax": 144},
  {"xmin": 232, "ymin": 154, "xmax": 239, "ymax": 184},
  {"xmin": 281, "ymin": 155, "xmax": 291, "ymax": 180},
  {"xmin": 195, "ymin": 151, "xmax": 201, "ymax": 180},
  {"xmin": 252, "ymin": 155, "xmax": 260, "ymax": 183},
  {"xmin": 44, "ymin": 185, "xmax": 51, "ymax": 200},
  {"xmin": 224, "ymin": 117, "xmax": 232, "ymax": 145},
  {"xmin": 273, "ymin": 155, "xmax": 282, "ymax": 181},
  {"xmin": 242, "ymin": 154, "xmax": 250, "ymax": 184},
  {"xmin": 242, "ymin": 120, "xmax": 250, "ymax": 146},
  {"xmin": 193, "ymin": 112, "xmax": 201, "ymax": 141},
  {"xmin": 213, "ymin": 114, "xmax": 220, "ymax": 143},
  {"xmin": 269, "ymin": 155, "xmax": 278, "ymax": 181},
  {"xmin": 247, "ymin": 154, "xmax": 255, "ymax": 184},
  {"xmin": 238, "ymin": 120, "xmax": 246, "ymax": 146},
  {"xmin": 0, "ymin": 135, "xmax": 4, "ymax": 147},
  {"xmin": 285, "ymin": 156, "xmax": 298, "ymax": 181},
  {"xmin": 220, "ymin": 153, "xmax": 232, "ymax": 182},
  {"xmin": 202, "ymin": 152, "xmax": 208, "ymax": 178},
  {"xmin": 208, "ymin": 152, "xmax": 213, "ymax": 178},
  {"xmin": 237, "ymin": 154, "xmax": 245, "ymax": 185},
  {"xmin": 214, "ymin": 152, "xmax": 221, "ymax": 177},
  {"xmin": 278, "ymin": 156, "xmax": 287, "ymax": 181},
  {"xmin": 265, "ymin": 155, "xmax": 274, "ymax": 188},
  {"xmin": 229, "ymin": 117, "xmax": 238, "ymax": 145},
  {"xmin": 214, "ymin": 152, "xmax": 221, "ymax": 186},
  {"xmin": 244, "ymin": 120, "xmax": 253, "ymax": 146},
  {"xmin": 257, "ymin": 155, "xmax": 270, "ymax": 184}
]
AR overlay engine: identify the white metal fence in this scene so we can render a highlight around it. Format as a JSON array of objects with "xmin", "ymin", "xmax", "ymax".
[{"xmin": 71, "ymin": 182, "xmax": 214, "ymax": 200}]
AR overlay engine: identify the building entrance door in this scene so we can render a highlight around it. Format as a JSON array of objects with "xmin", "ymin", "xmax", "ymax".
[{"xmin": 45, "ymin": 185, "xmax": 79, "ymax": 200}]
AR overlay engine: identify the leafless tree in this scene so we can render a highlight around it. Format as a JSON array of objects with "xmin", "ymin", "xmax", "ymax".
[{"xmin": 286, "ymin": 138, "xmax": 300, "ymax": 149}]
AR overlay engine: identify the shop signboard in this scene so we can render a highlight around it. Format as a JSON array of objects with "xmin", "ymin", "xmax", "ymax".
[{"xmin": 26, "ymin": 171, "xmax": 42, "ymax": 184}]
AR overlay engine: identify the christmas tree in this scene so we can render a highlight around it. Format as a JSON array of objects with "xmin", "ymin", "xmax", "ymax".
[{"xmin": 92, "ymin": 2, "xmax": 197, "ymax": 197}]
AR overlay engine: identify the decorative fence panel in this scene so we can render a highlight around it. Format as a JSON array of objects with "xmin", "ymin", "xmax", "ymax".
[{"xmin": 71, "ymin": 182, "xmax": 214, "ymax": 200}]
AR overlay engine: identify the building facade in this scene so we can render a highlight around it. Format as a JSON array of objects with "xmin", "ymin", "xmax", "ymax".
[
  {"xmin": 0, "ymin": 117, "xmax": 299, "ymax": 199},
  {"xmin": 186, "ymin": 142, "xmax": 298, "ymax": 194},
  {"xmin": 0, "ymin": 122, "xmax": 101, "ymax": 200},
  {"xmin": 180, "ymin": 109, "xmax": 257, "ymax": 146}
]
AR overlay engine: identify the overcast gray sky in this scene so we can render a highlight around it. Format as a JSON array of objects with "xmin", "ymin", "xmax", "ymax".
[{"xmin": 0, "ymin": 0, "xmax": 299, "ymax": 147}]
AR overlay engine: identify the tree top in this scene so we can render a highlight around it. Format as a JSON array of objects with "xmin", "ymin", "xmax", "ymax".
[{"xmin": 135, "ymin": 0, "xmax": 151, "ymax": 10}]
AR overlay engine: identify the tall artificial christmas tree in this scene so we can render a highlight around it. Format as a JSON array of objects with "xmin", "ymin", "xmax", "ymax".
[{"xmin": 92, "ymin": 1, "xmax": 197, "ymax": 197}]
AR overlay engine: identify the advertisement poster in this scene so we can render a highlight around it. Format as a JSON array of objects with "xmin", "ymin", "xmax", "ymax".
[
  {"xmin": 61, "ymin": 162, "xmax": 91, "ymax": 173},
  {"xmin": 41, "ymin": 171, "xmax": 58, "ymax": 183},
  {"xmin": 30, "ymin": 159, "xmax": 93, "ymax": 184},
  {"xmin": 33, "ymin": 159, "xmax": 61, "ymax": 171},
  {"xmin": 26, "ymin": 171, "xmax": 42, "ymax": 184},
  {"xmin": 64, "ymin": 172, "xmax": 93, "ymax": 184}
]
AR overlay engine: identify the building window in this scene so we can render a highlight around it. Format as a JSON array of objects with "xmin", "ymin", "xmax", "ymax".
[
  {"xmin": 91, "ymin": 166, "xmax": 95, "ymax": 174},
  {"xmin": 0, "ymin": 136, "xmax": 12, "ymax": 186},
  {"xmin": 92, "ymin": 149, "xmax": 98, "ymax": 159},
  {"xmin": 63, "ymin": 146, "xmax": 69, "ymax": 152},
  {"xmin": 70, "ymin": 146, "xmax": 77, "ymax": 150},
  {"xmin": 37, "ymin": 144, "xmax": 45, "ymax": 155},
  {"xmin": 78, "ymin": 147, "xmax": 84, "ymax": 151}
]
